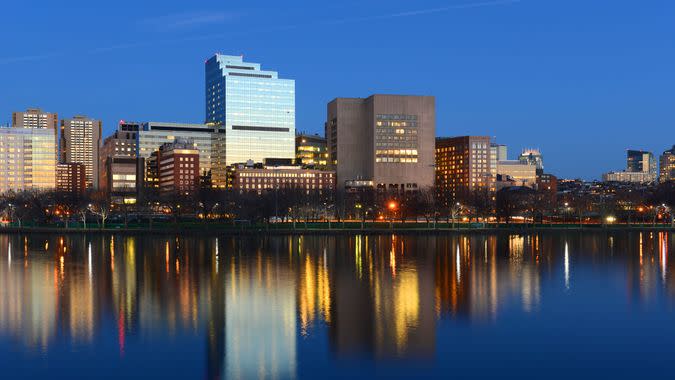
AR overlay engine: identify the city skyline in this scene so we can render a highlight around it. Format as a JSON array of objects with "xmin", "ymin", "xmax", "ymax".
[{"xmin": 1, "ymin": 0, "xmax": 674, "ymax": 179}]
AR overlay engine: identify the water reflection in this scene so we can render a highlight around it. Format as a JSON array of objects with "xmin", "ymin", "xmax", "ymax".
[{"xmin": 0, "ymin": 232, "xmax": 672, "ymax": 378}]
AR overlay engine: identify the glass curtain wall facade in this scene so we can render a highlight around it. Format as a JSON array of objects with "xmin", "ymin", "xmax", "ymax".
[
  {"xmin": 205, "ymin": 54, "xmax": 295, "ymax": 169},
  {"xmin": 137, "ymin": 122, "xmax": 213, "ymax": 177},
  {"xmin": 0, "ymin": 127, "xmax": 56, "ymax": 192}
]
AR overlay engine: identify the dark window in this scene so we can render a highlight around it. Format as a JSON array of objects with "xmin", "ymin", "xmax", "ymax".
[
  {"xmin": 229, "ymin": 72, "xmax": 273, "ymax": 79},
  {"xmin": 232, "ymin": 125, "xmax": 290, "ymax": 132},
  {"xmin": 226, "ymin": 65, "xmax": 255, "ymax": 70}
]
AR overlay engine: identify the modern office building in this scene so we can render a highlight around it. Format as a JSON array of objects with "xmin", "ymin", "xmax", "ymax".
[
  {"xmin": 0, "ymin": 127, "xmax": 57, "ymax": 193},
  {"xmin": 101, "ymin": 157, "xmax": 140, "ymax": 203},
  {"xmin": 137, "ymin": 121, "xmax": 213, "ymax": 177},
  {"xmin": 496, "ymin": 160, "xmax": 537, "ymax": 188},
  {"xmin": 435, "ymin": 136, "xmax": 493, "ymax": 201},
  {"xmin": 205, "ymin": 54, "xmax": 295, "ymax": 167},
  {"xmin": 295, "ymin": 133, "xmax": 328, "ymax": 168},
  {"xmin": 231, "ymin": 164, "xmax": 335, "ymax": 194},
  {"xmin": 12, "ymin": 108, "xmax": 58, "ymax": 136},
  {"xmin": 60, "ymin": 115, "xmax": 102, "ymax": 189},
  {"xmin": 158, "ymin": 138, "xmax": 200, "ymax": 195},
  {"xmin": 627, "ymin": 150, "xmax": 656, "ymax": 176},
  {"xmin": 56, "ymin": 163, "xmax": 86, "ymax": 195},
  {"xmin": 326, "ymin": 95, "xmax": 435, "ymax": 191},
  {"xmin": 518, "ymin": 149, "xmax": 544, "ymax": 174},
  {"xmin": 99, "ymin": 121, "xmax": 140, "ymax": 191},
  {"xmin": 660, "ymin": 145, "xmax": 675, "ymax": 182}
]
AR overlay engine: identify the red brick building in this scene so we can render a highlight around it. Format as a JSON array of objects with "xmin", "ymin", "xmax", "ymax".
[
  {"xmin": 158, "ymin": 138, "xmax": 200, "ymax": 195},
  {"xmin": 56, "ymin": 163, "xmax": 86, "ymax": 195}
]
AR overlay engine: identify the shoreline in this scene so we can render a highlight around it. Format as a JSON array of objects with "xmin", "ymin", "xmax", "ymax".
[{"xmin": 1, "ymin": 224, "xmax": 673, "ymax": 236}]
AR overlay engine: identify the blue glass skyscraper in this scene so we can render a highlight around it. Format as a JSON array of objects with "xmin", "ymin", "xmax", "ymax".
[{"xmin": 205, "ymin": 54, "xmax": 295, "ymax": 177}]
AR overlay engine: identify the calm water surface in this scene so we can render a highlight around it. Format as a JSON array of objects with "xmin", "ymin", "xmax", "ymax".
[{"xmin": 0, "ymin": 232, "xmax": 673, "ymax": 379}]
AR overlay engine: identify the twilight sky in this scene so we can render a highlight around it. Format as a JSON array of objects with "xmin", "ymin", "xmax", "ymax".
[{"xmin": 0, "ymin": 0, "xmax": 673, "ymax": 179}]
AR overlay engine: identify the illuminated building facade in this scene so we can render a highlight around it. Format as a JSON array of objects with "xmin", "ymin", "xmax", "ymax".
[
  {"xmin": 231, "ymin": 164, "xmax": 335, "ymax": 194},
  {"xmin": 0, "ymin": 127, "xmax": 56, "ymax": 192},
  {"xmin": 60, "ymin": 115, "xmax": 101, "ymax": 188},
  {"xmin": 99, "ymin": 121, "xmax": 139, "ymax": 193},
  {"xmin": 435, "ymin": 136, "xmax": 493, "ymax": 201},
  {"xmin": 56, "ymin": 163, "xmax": 86, "ymax": 195},
  {"xmin": 326, "ymin": 95, "xmax": 435, "ymax": 191},
  {"xmin": 158, "ymin": 138, "xmax": 200, "ymax": 195},
  {"xmin": 496, "ymin": 160, "xmax": 537, "ymax": 188},
  {"xmin": 295, "ymin": 133, "xmax": 327, "ymax": 168},
  {"xmin": 659, "ymin": 145, "xmax": 675, "ymax": 183},
  {"xmin": 205, "ymin": 54, "xmax": 295, "ymax": 167},
  {"xmin": 12, "ymin": 108, "xmax": 58, "ymax": 136}
]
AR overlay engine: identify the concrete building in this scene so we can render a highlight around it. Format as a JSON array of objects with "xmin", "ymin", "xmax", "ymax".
[
  {"xmin": 205, "ymin": 54, "xmax": 295, "ymax": 167},
  {"xmin": 60, "ymin": 115, "xmax": 101, "ymax": 189},
  {"xmin": 659, "ymin": 145, "xmax": 675, "ymax": 183},
  {"xmin": 99, "ymin": 121, "xmax": 139, "ymax": 191},
  {"xmin": 12, "ymin": 108, "xmax": 58, "ymax": 136},
  {"xmin": 326, "ymin": 95, "xmax": 435, "ymax": 192},
  {"xmin": 231, "ymin": 164, "xmax": 335, "ymax": 194},
  {"xmin": 496, "ymin": 160, "xmax": 537, "ymax": 188},
  {"xmin": 295, "ymin": 133, "xmax": 327, "ymax": 168},
  {"xmin": 435, "ymin": 136, "xmax": 493, "ymax": 201},
  {"xmin": 56, "ymin": 163, "xmax": 86, "ymax": 195},
  {"xmin": 101, "ymin": 157, "xmax": 140, "ymax": 204},
  {"xmin": 158, "ymin": 138, "xmax": 200, "ymax": 195},
  {"xmin": 0, "ymin": 127, "xmax": 57, "ymax": 192}
]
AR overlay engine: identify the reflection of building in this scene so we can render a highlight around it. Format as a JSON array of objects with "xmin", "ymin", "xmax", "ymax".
[
  {"xmin": 60, "ymin": 115, "xmax": 102, "ymax": 188},
  {"xmin": 327, "ymin": 95, "xmax": 435, "ymax": 191},
  {"xmin": 56, "ymin": 163, "xmax": 86, "ymax": 195},
  {"xmin": 225, "ymin": 255, "xmax": 297, "ymax": 380},
  {"xmin": 436, "ymin": 136, "xmax": 493, "ymax": 200},
  {"xmin": 158, "ymin": 138, "xmax": 200, "ymax": 195},
  {"xmin": 205, "ymin": 54, "xmax": 296, "ymax": 167},
  {"xmin": 659, "ymin": 145, "xmax": 675, "ymax": 183},
  {"xmin": 296, "ymin": 133, "xmax": 328, "ymax": 168}
]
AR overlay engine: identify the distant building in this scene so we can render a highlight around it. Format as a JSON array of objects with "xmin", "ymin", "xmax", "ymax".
[
  {"xmin": 231, "ymin": 164, "xmax": 335, "ymax": 194},
  {"xmin": 603, "ymin": 149, "xmax": 658, "ymax": 183},
  {"xmin": 496, "ymin": 160, "xmax": 537, "ymax": 188},
  {"xmin": 489, "ymin": 143, "xmax": 507, "ymax": 179},
  {"xmin": 158, "ymin": 138, "xmax": 200, "ymax": 195},
  {"xmin": 518, "ymin": 149, "xmax": 544, "ymax": 175},
  {"xmin": 627, "ymin": 150, "xmax": 656, "ymax": 176},
  {"xmin": 205, "ymin": 54, "xmax": 295, "ymax": 167},
  {"xmin": 602, "ymin": 171, "xmax": 655, "ymax": 183},
  {"xmin": 60, "ymin": 115, "xmax": 101, "ymax": 189},
  {"xmin": 659, "ymin": 145, "xmax": 675, "ymax": 183},
  {"xmin": 56, "ymin": 163, "xmax": 86, "ymax": 195},
  {"xmin": 436, "ymin": 136, "xmax": 494, "ymax": 202},
  {"xmin": 295, "ymin": 133, "xmax": 327, "ymax": 168},
  {"xmin": 0, "ymin": 127, "xmax": 56, "ymax": 193},
  {"xmin": 327, "ymin": 95, "xmax": 435, "ymax": 192}
]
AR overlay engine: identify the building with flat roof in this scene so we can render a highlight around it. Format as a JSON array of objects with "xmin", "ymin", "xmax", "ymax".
[
  {"xmin": 205, "ymin": 54, "xmax": 295, "ymax": 167},
  {"xmin": 158, "ymin": 138, "xmax": 200, "ymax": 195},
  {"xmin": 627, "ymin": 150, "xmax": 656, "ymax": 177},
  {"xmin": 137, "ymin": 121, "xmax": 212, "ymax": 176},
  {"xmin": 101, "ymin": 156, "xmax": 140, "ymax": 204},
  {"xmin": 231, "ymin": 164, "xmax": 335, "ymax": 194},
  {"xmin": 0, "ymin": 127, "xmax": 57, "ymax": 192},
  {"xmin": 435, "ymin": 136, "xmax": 493, "ymax": 202},
  {"xmin": 99, "ymin": 121, "xmax": 139, "ymax": 190},
  {"xmin": 60, "ymin": 115, "xmax": 101, "ymax": 189},
  {"xmin": 602, "ymin": 171, "xmax": 655, "ymax": 183},
  {"xmin": 12, "ymin": 108, "xmax": 58, "ymax": 136},
  {"xmin": 496, "ymin": 160, "xmax": 537, "ymax": 188},
  {"xmin": 660, "ymin": 145, "xmax": 675, "ymax": 183},
  {"xmin": 326, "ymin": 95, "xmax": 435, "ymax": 192},
  {"xmin": 56, "ymin": 163, "xmax": 86, "ymax": 195},
  {"xmin": 296, "ymin": 133, "xmax": 327, "ymax": 168}
]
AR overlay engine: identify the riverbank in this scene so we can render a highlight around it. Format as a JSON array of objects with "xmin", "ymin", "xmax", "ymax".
[{"xmin": 1, "ymin": 222, "xmax": 673, "ymax": 236}]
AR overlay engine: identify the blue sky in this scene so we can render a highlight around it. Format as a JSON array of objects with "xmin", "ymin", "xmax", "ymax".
[{"xmin": 0, "ymin": 0, "xmax": 673, "ymax": 179}]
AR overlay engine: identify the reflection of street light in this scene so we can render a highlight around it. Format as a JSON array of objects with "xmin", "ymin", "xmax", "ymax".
[
  {"xmin": 606, "ymin": 216, "xmax": 616, "ymax": 224},
  {"xmin": 388, "ymin": 201, "xmax": 398, "ymax": 211}
]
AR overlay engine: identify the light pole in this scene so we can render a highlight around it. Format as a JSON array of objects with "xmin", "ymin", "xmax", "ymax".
[{"xmin": 388, "ymin": 200, "xmax": 398, "ymax": 230}]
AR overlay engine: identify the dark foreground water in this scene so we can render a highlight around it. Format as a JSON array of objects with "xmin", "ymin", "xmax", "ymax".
[{"xmin": 0, "ymin": 232, "xmax": 673, "ymax": 379}]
